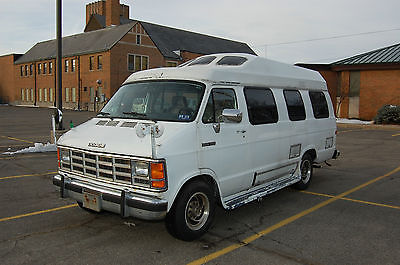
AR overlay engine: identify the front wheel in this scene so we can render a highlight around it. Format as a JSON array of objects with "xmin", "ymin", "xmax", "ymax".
[
  {"xmin": 293, "ymin": 153, "xmax": 313, "ymax": 190},
  {"xmin": 165, "ymin": 180, "xmax": 216, "ymax": 241}
]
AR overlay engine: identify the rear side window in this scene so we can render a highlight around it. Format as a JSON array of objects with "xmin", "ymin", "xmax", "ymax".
[
  {"xmin": 188, "ymin": 56, "xmax": 217, "ymax": 66},
  {"xmin": 202, "ymin": 88, "xmax": 238, "ymax": 123},
  {"xmin": 217, "ymin": 56, "xmax": 247, "ymax": 66},
  {"xmin": 284, "ymin": 90, "xmax": 306, "ymax": 121},
  {"xmin": 309, "ymin": 91, "xmax": 329, "ymax": 119},
  {"xmin": 244, "ymin": 87, "xmax": 278, "ymax": 125}
]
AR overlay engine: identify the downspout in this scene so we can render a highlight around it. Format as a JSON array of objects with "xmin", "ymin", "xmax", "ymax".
[
  {"xmin": 54, "ymin": 59, "xmax": 57, "ymax": 107},
  {"xmin": 77, "ymin": 56, "xmax": 81, "ymax": 110},
  {"xmin": 34, "ymin": 63, "xmax": 37, "ymax": 106}
]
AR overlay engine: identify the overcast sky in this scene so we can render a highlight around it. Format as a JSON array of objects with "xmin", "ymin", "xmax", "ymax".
[{"xmin": 1, "ymin": 0, "xmax": 399, "ymax": 64}]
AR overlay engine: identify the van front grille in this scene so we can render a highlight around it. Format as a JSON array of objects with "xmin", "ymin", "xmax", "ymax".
[{"xmin": 62, "ymin": 149, "xmax": 132, "ymax": 184}]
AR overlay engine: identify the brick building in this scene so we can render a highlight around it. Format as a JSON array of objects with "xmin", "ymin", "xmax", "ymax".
[
  {"xmin": 298, "ymin": 43, "xmax": 400, "ymax": 120},
  {"xmin": 0, "ymin": 0, "xmax": 255, "ymax": 110}
]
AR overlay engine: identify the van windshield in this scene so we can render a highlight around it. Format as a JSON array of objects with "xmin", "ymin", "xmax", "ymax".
[{"xmin": 99, "ymin": 81, "xmax": 205, "ymax": 122}]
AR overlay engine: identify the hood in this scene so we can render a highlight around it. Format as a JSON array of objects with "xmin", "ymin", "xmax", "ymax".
[
  {"xmin": 57, "ymin": 118, "xmax": 153, "ymax": 158},
  {"xmin": 57, "ymin": 118, "xmax": 195, "ymax": 159}
]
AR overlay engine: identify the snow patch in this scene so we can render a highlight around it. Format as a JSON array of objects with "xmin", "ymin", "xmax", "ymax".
[
  {"xmin": 3, "ymin": 142, "xmax": 56, "ymax": 155},
  {"xmin": 336, "ymin": 118, "xmax": 373, "ymax": 125}
]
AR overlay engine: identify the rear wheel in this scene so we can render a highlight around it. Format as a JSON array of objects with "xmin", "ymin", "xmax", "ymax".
[
  {"xmin": 165, "ymin": 180, "xmax": 216, "ymax": 241},
  {"xmin": 293, "ymin": 153, "xmax": 313, "ymax": 190}
]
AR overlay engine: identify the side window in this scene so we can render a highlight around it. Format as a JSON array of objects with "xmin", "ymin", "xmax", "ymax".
[
  {"xmin": 244, "ymin": 87, "xmax": 278, "ymax": 125},
  {"xmin": 202, "ymin": 88, "xmax": 237, "ymax": 123},
  {"xmin": 309, "ymin": 91, "xmax": 329, "ymax": 119},
  {"xmin": 284, "ymin": 90, "xmax": 306, "ymax": 121}
]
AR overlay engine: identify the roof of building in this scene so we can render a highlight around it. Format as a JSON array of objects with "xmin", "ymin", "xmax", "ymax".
[
  {"xmin": 16, "ymin": 16, "xmax": 255, "ymax": 65},
  {"xmin": 15, "ymin": 23, "xmax": 135, "ymax": 64},
  {"xmin": 332, "ymin": 43, "xmax": 400, "ymax": 65},
  {"xmin": 89, "ymin": 15, "xmax": 255, "ymax": 59},
  {"xmin": 124, "ymin": 53, "xmax": 326, "ymax": 91}
]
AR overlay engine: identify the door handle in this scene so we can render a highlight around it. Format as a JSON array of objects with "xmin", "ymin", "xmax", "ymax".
[{"xmin": 236, "ymin": 130, "xmax": 246, "ymax": 133}]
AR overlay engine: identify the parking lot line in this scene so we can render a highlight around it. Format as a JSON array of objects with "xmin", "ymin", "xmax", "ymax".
[
  {"xmin": 301, "ymin": 191, "xmax": 400, "ymax": 210},
  {"xmin": 0, "ymin": 204, "xmax": 77, "ymax": 223},
  {"xmin": 0, "ymin": 171, "xmax": 57, "ymax": 180},
  {"xmin": 0, "ymin": 135, "xmax": 34, "ymax": 144},
  {"xmin": 187, "ymin": 165, "xmax": 400, "ymax": 265}
]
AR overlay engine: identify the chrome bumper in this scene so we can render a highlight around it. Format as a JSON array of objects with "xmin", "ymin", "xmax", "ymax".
[{"xmin": 53, "ymin": 174, "xmax": 167, "ymax": 220}]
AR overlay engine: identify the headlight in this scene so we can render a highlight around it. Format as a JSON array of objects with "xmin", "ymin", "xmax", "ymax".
[
  {"xmin": 132, "ymin": 161, "xmax": 149, "ymax": 177},
  {"xmin": 59, "ymin": 148, "xmax": 71, "ymax": 169}
]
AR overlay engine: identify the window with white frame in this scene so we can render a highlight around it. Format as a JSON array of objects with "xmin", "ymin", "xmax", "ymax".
[
  {"xmin": 72, "ymin": 88, "xmax": 76, "ymax": 102},
  {"xmin": 21, "ymin": 89, "xmax": 24, "ymax": 101},
  {"xmin": 44, "ymin": 88, "xmax": 48, "ymax": 102},
  {"xmin": 39, "ymin": 88, "xmax": 42, "ymax": 102},
  {"xmin": 65, "ymin": 88, "xmax": 70, "ymax": 102},
  {"xmin": 30, "ymin": 89, "xmax": 33, "ymax": 102},
  {"xmin": 50, "ymin": 88, "xmax": 54, "ymax": 102}
]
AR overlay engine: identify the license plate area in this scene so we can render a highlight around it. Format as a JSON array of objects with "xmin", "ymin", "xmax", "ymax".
[{"xmin": 82, "ymin": 189, "xmax": 102, "ymax": 212}]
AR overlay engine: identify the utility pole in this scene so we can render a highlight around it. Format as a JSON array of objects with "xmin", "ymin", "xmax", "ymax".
[{"xmin": 56, "ymin": 0, "xmax": 63, "ymax": 130}]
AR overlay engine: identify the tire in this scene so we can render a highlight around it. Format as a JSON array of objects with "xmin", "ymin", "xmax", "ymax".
[
  {"xmin": 293, "ymin": 153, "xmax": 313, "ymax": 190},
  {"xmin": 165, "ymin": 180, "xmax": 216, "ymax": 241}
]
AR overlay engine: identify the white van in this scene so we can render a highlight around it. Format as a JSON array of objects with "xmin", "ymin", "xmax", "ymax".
[{"xmin": 54, "ymin": 53, "xmax": 339, "ymax": 241}]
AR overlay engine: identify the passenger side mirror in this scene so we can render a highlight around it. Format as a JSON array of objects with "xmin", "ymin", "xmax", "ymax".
[{"xmin": 222, "ymin": 109, "xmax": 242, "ymax": 123}]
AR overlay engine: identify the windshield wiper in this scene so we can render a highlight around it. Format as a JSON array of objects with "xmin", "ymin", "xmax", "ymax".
[
  {"xmin": 97, "ymin": 111, "xmax": 111, "ymax": 116},
  {"xmin": 123, "ymin": 112, "xmax": 147, "ymax": 117}
]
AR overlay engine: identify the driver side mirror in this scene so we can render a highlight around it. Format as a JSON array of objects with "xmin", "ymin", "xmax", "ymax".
[{"xmin": 222, "ymin": 109, "xmax": 242, "ymax": 123}]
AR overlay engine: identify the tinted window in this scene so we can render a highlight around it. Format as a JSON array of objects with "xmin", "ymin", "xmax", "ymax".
[
  {"xmin": 189, "ymin": 56, "xmax": 217, "ymax": 66},
  {"xmin": 217, "ymin": 56, "xmax": 247, "ymax": 66},
  {"xmin": 202, "ymin": 89, "xmax": 237, "ymax": 123},
  {"xmin": 244, "ymin": 87, "xmax": 278, "ymax": 125},
  {"xmin": 309, "ymin": 91, "xmax": 329, "ymax": 119},
  {"xmin": 284, "ymin": 90, "xmax": 306, "ymax": 121}
]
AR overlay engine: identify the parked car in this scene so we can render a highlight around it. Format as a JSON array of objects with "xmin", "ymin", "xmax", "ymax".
[{"xmin": 54, "ymin": 53, "xmax": 339, "ymax": 241}]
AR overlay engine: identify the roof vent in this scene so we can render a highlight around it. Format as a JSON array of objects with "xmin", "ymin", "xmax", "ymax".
[{"xmin": 217, "ymin": 56, "xmax": 247, "ymax": 66}]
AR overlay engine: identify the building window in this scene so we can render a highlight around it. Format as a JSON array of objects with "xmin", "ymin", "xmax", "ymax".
[
  {"xmin": 20, "ymin": 66, "xmax": 24, "ymax": 76},
  {"xmin": 26, "ymin": 89, "xmax": 29, "ymax": 101},
  {"xmin": 29, "ymin": 64, "xmax": 33, "ymax": 75},
  {"xmin": 25, "ymin": 65, "xmax": 28, "ymax": 76},
  {"xmin": 136, "ymin": 35, "xmax": 141, "ymax": 45},
  {"xmin": 166, "ymin": 61, "xmax": 178, "ymax": 67},
  {"xmin": 97, "ymin": 55, "xmax": 103, "ymax": 70},
  {"xmin": 71, "ymin": 59, "xmax": 76, "ymax": 72},
  {"xmin": 90, "ymin": 87, "xmax": 94, "ymax": 103},
  {"xmin": 30, "ymin": 88, "xmax": 34, "ymax": 102},
  {"xmin": 65, "ymin": 60, "xmax": 69, "ymax": 72},
  {"xmin": 38, "ymin": 64, "xmax": 42, "ymax": 75},
  {"xmin": 49, "ymin": 62, "xmax": 53, "ymax": 74},
  {"xmin": 128, "ymin": 54, "xmax": 149, "ymax": 72},
  {"xmin": 44, "ymin": 88, "xmax": 48, "ymax": 102},
  {"xmin": 72, "ymin": 88, "xmax": 76, "ymax": 102},
  {"xmin": 43, "ymin": 63, "xmax": 47, "ymax": 74},
  {"xmin": 50, "ymin": 88, "xmax": 54, "ymax": 102},
  {"xmin": 21, "ymin": 89, "xmax": 25, "ymax": 101},
  {"xmin": 39, "ymin": 89, "xmax": 42, "ymax": 102},
  {"xmin": 244, "ymin": 87, "xmax": 279, "ymax": 125},
  {"xmin": 89, "ymin": 56, "xmax": 94, "ymax": 71},
  {"xmin": 65, "ymin": 88, "xmax": 70, "ymax": 102}
]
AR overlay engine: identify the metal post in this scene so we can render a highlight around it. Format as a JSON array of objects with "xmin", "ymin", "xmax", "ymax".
[{"xmin": 56, "ymin": 0, "xmax": 63, "ymax": 130}]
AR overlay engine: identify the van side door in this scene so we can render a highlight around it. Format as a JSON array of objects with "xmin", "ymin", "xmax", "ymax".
[{"xmin": 198, "ymin": 87, "xmax": 252, "ymax": 197}]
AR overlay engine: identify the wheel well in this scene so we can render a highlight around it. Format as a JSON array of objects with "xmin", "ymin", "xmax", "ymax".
[
  {"xmin": 180, "ymin": 175, "xmax": 222, "ymax": 206},
  {"xmin": 304, "ymin": 149, "xmax": 316, "ymax": 161}
]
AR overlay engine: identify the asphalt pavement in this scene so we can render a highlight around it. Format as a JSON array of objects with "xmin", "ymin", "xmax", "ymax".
[{"xmin": 0, "ymin": 105, "xmax": 399, "ymax": 265}]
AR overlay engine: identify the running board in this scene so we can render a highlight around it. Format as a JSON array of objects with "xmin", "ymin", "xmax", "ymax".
[{"xmin": 224, "ymin": 174, "xmax": 301, "ymax": 210}]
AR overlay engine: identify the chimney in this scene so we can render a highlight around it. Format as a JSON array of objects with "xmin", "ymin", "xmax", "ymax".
[
  {"xmin": 106, "ymin": 0, "xmax": 120, "ymax": 26},
  {"xmin": 86, "ymin": 1, "xmax": 106, "ymax": 25}
]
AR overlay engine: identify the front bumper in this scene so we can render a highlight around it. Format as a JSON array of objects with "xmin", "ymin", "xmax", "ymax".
[{"xmin": 53, "ymin": 174, "xmax": 168, "ymax": 220}]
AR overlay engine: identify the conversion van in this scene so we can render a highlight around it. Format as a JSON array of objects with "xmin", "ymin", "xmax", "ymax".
[{"xmin": 54, "ymin": 53, "xmax": 339, "ymax": 241}]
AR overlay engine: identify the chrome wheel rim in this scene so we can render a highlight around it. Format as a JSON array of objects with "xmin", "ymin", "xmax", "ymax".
[
  {"xmin": 185, "ymin": 192, "xmax": 210, "ymax": 231},
  {"xmin": 300, "ymin": 159, "xmax": 312, "ymax": 184}
]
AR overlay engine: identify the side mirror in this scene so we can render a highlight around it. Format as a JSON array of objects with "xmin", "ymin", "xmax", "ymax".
[{"xmin": 222, "ymin": 109, "xmax": 242, "ymax": 123}]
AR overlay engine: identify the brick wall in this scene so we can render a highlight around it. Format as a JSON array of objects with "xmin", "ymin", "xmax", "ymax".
[
  {"xmin": 359, "ymin": 69, "xmax": 400, "ymax": 120},
  {"xmin": 0, "ymin": 55, "xmax": 19, "ymax": 103}
]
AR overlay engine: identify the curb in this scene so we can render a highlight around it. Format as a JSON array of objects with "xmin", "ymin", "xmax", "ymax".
[{"xmin": 337, "ymin": 123, "xmax": 400, "ymax": 131}]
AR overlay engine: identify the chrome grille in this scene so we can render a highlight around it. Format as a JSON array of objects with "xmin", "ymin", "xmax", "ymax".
[{"xmin": 65, "ymin": 149, "xmax": 132, "ymax": 184}]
